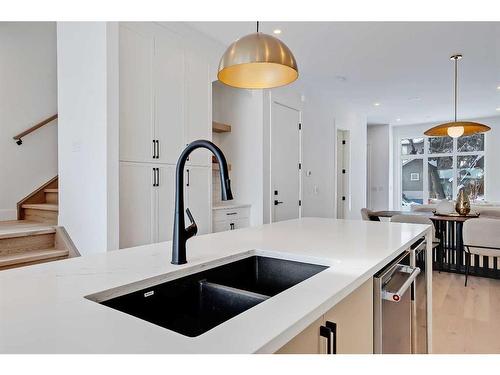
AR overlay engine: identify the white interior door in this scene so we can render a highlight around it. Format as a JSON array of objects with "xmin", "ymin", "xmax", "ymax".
[{"xmin": 271, "ymin": 102, "xmax": 301, "ymax": 222}]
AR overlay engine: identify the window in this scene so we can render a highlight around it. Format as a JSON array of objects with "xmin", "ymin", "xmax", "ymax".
[{"xmin": 399, "ymin": 133, "xmax": 485, "ymax": 209}]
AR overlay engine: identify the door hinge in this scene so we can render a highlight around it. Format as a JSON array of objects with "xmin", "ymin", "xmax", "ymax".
[
  {"xmin": 342, "ymin": 196, "xmax": 346, "ymax": 201},
  {"xmin": 298, "ymin": 123, "xmax": 302, "ymax": 130},
  {"xmin": 342, "ymin": 140, "xmax": 346, "ymax": 145},
  {"xmin": 342, "ymin": 169, "xmax": 346, "ymax": 174},
  {"xmin": 299, "ymin": 200, "xmax": 302, "ymax": 206},
  {"xmin": 298, "ymin": 163, "xmax": 302, "ymax": 170}
]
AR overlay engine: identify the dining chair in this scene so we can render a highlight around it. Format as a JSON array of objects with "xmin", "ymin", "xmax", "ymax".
[
  {"xmin": 360, "ymin": 208, "xmax": 380, "ymax": 221},
  {"xmin": 463, "ymin": 218, "xmax": 500, "ymax": 286},
  {"xmin": 475, "ymin": 208, "xmax": 500, "ymax": 219}
]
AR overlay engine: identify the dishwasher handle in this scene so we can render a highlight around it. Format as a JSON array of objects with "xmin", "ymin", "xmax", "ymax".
[{"xmin": 382, "ymin": 266, "xmax": 420, "ymax": 303}]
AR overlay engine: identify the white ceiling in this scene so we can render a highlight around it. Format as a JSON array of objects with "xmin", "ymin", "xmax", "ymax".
[{"xmin": 188, "ymin": 22, "xmax": 500, "ymax": 125}]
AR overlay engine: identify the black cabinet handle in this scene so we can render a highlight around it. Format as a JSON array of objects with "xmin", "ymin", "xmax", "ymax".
[
  {"xmin": 325, "ymin": 321, "xmax": 337, "ymax": 354},
  {"xmin": 230, "ymin": 223, "xmax": 235, "ymax": 230},
  {"xmin": 152, "ymin": 168, "xmax": 159, "ymax": 187},
  {"xmin": 152, "ymin": 140, "xmax": 160, "ymax": 159},
  {"xmin": 320, "ymin": 325, "xmax": 333, "ymax": 354},
  {"xmin": 186, "ymin": 169, "xmax": 190, "ymax": 187}
]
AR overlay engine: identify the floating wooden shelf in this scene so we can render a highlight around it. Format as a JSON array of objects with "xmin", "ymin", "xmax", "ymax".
[
  {"xmin": 212, "ymin": 162, "xmax": 232, "ymax": 171},
  {"xmin": 212, "ymin": 121, "xmax": 231, "ymax": 133}
]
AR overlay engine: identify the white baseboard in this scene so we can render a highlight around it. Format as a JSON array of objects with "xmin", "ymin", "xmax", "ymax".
[{"xmin": 0, "ymin": 209, "xmax": 17, "ymax": 221}]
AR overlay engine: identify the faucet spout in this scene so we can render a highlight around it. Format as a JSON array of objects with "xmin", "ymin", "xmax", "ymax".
[{"xmin": 172, "ymin": 140, "xmax": 233, "ymax": 265}]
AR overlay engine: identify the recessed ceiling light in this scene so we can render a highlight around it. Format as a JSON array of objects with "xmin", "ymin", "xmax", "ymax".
[
  {"xmin": 497, "ymin": 86, "xmax": 500, "ymax": 90},
  {"xmin": 373, "ymin": 102, "xmax": 381, "ymax": 107},
  {"xmin": 273, "ymin": 29, "xmax": 282, "ymax": 35},
  {"xmin": 496, "ymin": 107, "xmax": 500, "ymax": 111},
  {"xmin": 396, "ymin": 118, "xmax": 401, "ymax": 122}
]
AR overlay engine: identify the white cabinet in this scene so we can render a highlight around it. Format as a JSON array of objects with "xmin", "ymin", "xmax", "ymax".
[
  {"xmin": 119, "ymin": 162, "xmax": 155, "ymax": 248},
  {"xmin": 119, "ymin": 23, "xmax": 211, "ymax": 166},
  {"xmin": 154, "ymin": 30, "xmax": 185, "ymax": 165},
  {"xmin": 119, "ymin": 26, "xmax": 154, "ymax": 163},
  {"xmin": 119, "ymin": 162, "xmax": 176, "ymax": 248},
  {"xmin": 156, "ymin": 165, "xmax": 176, "ymax": 242},
  {"xmin": 185, "ymin": 50, "xmax": 211, "ymax": 166},
  {"xmin": 212, "ymin": 206, "xmax": 251, "ymax": 233},
  {"xmin": 119, "ymin": 23, "xmax": 213, "ymax": 248},
  {"xmin": 275, "ymin": 278, "xmax": 374, "ymax": 354}
]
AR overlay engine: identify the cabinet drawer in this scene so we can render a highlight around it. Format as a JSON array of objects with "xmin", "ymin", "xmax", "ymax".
[
  {"xmin": 212, "ymin": 218, "xmax": 250, "ymax": 233},
  {"xmin": 213, "ymin": 207, "xmax": 250, "ymax": 222}
]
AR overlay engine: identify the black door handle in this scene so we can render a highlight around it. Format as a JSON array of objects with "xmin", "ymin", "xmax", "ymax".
[{"xmin": 274, "ymin": 200, "xmax": 283, "ymax": 206}]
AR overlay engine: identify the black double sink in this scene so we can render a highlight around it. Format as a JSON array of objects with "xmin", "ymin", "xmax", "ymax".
[{"xmin": 93, "ymin": 255, "xmax": 328, "ymax": 337}]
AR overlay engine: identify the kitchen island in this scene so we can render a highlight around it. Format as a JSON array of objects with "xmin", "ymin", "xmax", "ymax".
[{"xmin": 0, "ymin": 218, "xmax": 432, "ymax": 353}]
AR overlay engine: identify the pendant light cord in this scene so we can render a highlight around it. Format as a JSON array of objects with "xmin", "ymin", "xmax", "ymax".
[{"xmin": 454, "ymin": 56, "xmax": 458, "ymax": 122}]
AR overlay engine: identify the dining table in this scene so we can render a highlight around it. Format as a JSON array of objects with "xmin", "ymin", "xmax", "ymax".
[{"xmin": 370, "ymin": 210, "xmax": 497, "ymax": 278}]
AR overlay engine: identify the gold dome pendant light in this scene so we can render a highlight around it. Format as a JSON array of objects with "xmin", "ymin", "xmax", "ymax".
[
  {"xmin": 217, "ymin": 22, "xmax": 299, "ymax": 89},
  {"xmin": 425, "ymin": 54, "xmax": 491, "ymax": 138}
]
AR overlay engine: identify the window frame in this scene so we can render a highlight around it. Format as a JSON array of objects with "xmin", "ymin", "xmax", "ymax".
[{"xmin": 398, "ymin": 135, "xmax": 485, "ymax": 210}]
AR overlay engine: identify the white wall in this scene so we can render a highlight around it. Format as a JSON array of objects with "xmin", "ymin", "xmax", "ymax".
[
  {"xmin": 264, "ymin": 85, "xmax": 368, "ymax": 221},
  {"xmin": 301, "ymin": 92, "xmax": 336, "ymax": 218},
  {"xmin": 57, "ymin": 22, "xmax": 119, "ymax": 254},
  {"xmin": 212, "ymin": 83, "xmax": 264, "ymax": 226},
  {"xmin": 367, "ymin": 124, "xmax": 390, "ymax": 210},
  {"xmin": 392, "ymin": 115, "xmax": 500, "ymax": 208},
  {"xmin": 333, "ymin": 105, "xmax": 368, "ymax": 219},
  {"xmin": 0, "ymin": 22, "xmax": 58, "ymax": 220}
]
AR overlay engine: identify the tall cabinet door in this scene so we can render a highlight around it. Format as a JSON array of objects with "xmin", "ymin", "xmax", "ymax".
[
  {"xmin": 185, "ymin": 167, "xmax": 211, "ymax": 235},
  {"xmin": 119, "ymin": 26, "xmax": 155, "ymax": 163},
  {"xmin": 119, "ymin": 162, "xmax": 156, "ymax": 248},
  {"xmin": 154, "ymin": 30, "xmax": 185, "ymax": 165},
  {"xmin": 185, "ymin": 50, "xmax": 211, "ymax": 166},
  {"xmin": 156, "ymin": 165, "xmax": 176, "ymax": 243}
]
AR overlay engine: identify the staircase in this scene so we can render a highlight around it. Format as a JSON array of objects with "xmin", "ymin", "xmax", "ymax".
[
  {"xmin": 18, "ymin": 177, "xmax": 59, "ymax": 224},
  {"xmin": 0, "ymin": 223, "xmax": 69, "ymax": 270},
  {"xmin": 0, "ymin": 177, "xmax": 78, "ymax": 270}
]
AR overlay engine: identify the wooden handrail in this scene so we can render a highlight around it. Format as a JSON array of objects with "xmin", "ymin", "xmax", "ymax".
[{"xmin": 13, "ymin": 114, "xmax": 58, "ymax": 145}]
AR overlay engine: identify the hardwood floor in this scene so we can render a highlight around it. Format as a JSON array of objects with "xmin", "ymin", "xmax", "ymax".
[{"xmin": 433, "ymin": 271, "xmax": 500, "ymax": 353}]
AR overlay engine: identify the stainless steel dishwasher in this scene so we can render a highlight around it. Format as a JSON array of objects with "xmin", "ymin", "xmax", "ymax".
[{"xmin": 373, "ymin": 250, "xmax": 424, "ymax": 354}]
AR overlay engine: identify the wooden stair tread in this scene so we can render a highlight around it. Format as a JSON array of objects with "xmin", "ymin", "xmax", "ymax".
[
  {"xmin": 21, "ymin": 203, "xmax": 59, "ymax": 211},
  {"xmin": 44, "ymin": 188, "xmax": 58, "ymax": 193},
  {"xmin": 0, "ymin": 248, "xmax": 68, "ymax": 267},
  {"xmin": 0, "ymin": 221, "xmax": 55, "ymax": 240}
]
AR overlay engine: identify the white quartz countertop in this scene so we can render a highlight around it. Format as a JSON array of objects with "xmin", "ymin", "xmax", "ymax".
[
  {"xmin": 212, "ymin": 202, "xmax": 251, "ymax": 210},
  {"xmin": 0, "ymin": 218, "xmax": 430, "ymax": 353}
]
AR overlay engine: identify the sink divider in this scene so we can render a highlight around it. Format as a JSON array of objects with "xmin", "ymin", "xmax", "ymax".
[{"xmin": 199, "ymin": 280, "xmax": 270, "ymax": 312}]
